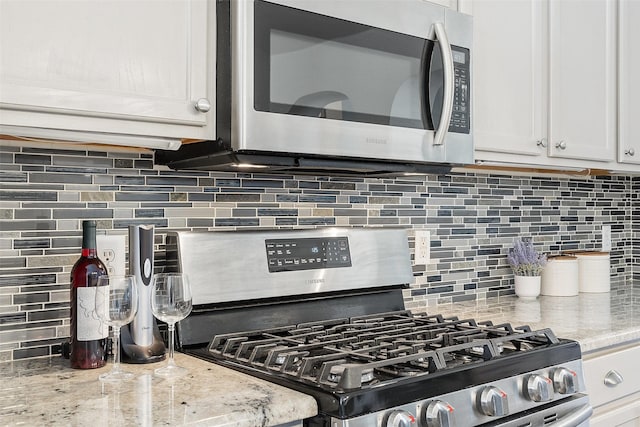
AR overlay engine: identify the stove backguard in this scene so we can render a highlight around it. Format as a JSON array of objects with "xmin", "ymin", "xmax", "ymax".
[
  {"xmin": 165, "ymin": 227, "xmax": 413, "ymax": 306},
  {"xmin": 164, "ymin": 227, "xmax": 414, "ymax": 348}
]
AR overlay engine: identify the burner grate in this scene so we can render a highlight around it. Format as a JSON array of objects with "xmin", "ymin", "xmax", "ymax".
[{"xmin": 207, "ymin": 310, "xmax": 561, "ymax": 391}]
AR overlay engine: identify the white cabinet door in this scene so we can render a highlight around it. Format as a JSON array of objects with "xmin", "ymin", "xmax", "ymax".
[
  {"xmin": 424, "ymin": 0, "xmax": 458, "ymax": 9},
  {"xmin": 462, "ymin": 0, "xmax": 546, "ymax": 157},
  {"xmin": 590, "ymin": 392, "xmax": 640, "ymax": 427},
  {"xmin": 584, "ymin": 343, "xmax": 640, "ymax": 427},
  {"xmin": 618, "ymin": 0, "xmax": 640, "ymax": 165},
  {"xmin": 548, "ymin": 0, "xmax": 617, "ymax": 162},
  {"xmin": 0, "ymin": 0, "xmax": 210, "ymax": 139}
]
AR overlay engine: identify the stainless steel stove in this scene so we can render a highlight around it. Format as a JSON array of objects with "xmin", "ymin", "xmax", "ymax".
[{"xmin": 167, "ymin": 228, "xmax": 592, "ymax": 427}]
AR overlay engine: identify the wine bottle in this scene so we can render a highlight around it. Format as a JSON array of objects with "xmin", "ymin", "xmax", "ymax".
[{"xmin": 70, "ymin": 220, "xmax": 108, "ymax": 369}]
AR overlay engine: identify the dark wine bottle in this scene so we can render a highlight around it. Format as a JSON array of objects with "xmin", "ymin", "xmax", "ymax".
[{"xmin": 70, "ymin": 220, "xmax": 108, "ymax": 369}]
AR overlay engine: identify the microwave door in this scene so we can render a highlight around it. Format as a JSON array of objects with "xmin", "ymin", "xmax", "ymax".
[{"xmin": 243, "ymin": 0, "xmax": 469, "ymax": 164}]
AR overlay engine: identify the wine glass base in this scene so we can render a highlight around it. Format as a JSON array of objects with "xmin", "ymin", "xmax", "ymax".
[
  {"xmin": 154, "ymin": 364, "xmax": 189, "ymax": 379},
  {"xmin": 99, "ymin": 370, "xmax": 135, "ymax": 383}
]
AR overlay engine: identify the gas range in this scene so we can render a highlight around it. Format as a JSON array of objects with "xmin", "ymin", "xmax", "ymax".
[{"xmin": 168, "ymin": 228, "xmax": 592, "ymax": 427}]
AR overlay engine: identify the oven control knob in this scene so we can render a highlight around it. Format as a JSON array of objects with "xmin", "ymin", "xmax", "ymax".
[
  {"xmin": 525, "ymin": 374, "xmax": 554, "ymax": 402},
  {"xmin": 384, "ymin": 409, "xmax": 417, "ymax": 427},
  {"xmin": 423, "ymin": 400, "xmax": 454, "ymax": 427},
  {"xmin": 477, "ymin": 386, "xmax": 509, "ymax": 417},
  {"xmin": 552, "ymin": 367, "xmax": 578, "ymax": 394}
]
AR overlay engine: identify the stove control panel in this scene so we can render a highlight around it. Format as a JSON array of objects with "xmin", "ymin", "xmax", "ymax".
[
  {"xmin": 342, "ymin": 360, "xmax": 586, "ymax": 427},
  {"xmin": 265, "ymin": 237, "xmax": 351, "ymax": 273}
]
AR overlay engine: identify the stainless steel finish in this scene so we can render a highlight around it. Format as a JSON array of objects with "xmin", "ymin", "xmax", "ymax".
[
  {"xmin": 625, "ymin": 148, "xmax": 636, "ymax": 156},
  {"xmin": 232, "ymin": 0, "xmax": 473, "ymax": 166},
  {"xmin": 194, "ymin": 98, "xmax": 211, "ymax": 113},
  {"xmin": 432, "ymin": 22, "xmax": 454, "ymax": 147},
  {"xmin": 487, "ymin": 396, "xmax": 591, "ymax": 427},
  {"xmin": 552, "ymin": 367, "xmax": 578, "ymax": 394},
  {"xmin": 271, "ymin": 0, "xmax": 443, "ymax": 37},
  {"xmin": 129, "ymin": 225, "xmax": 154, "ymax": 346},
  {"xmin": 423, "ymin": 400, "xmax": 454, "ymax": 427},
  {"xmin": 525, "ymin": 374, "xmax": 554, "ymax": 402},
  {"xmin": 556, "ymin": 140, "xmax": 567, "ymax": 150},
  {"xmin": 604, "ymin": 369, "xmax": 624, "ymax": 387},
  {"xmin": 329, "ymin": 360, "xmax": 587, "ymax": 427},
  {"xmin": 536, "ymin": 138, "xmax": 547, "ymax": 147},
  {"xmin": 384, "ymin": 410, "xmax": 417, "ymax": 427},
  {"xmin": 547, "ymin": 403, "xmax": 592, "ymax": 427},
  {"xmin": 478, "ymin": 385, "xmax": 509, "ymax": 416},
  {"xmin": 168, "ymin": 228, "xmax": 413, "ymax": 305}
]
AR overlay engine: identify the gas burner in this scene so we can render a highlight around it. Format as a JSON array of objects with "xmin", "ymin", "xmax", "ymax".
[
  {"xmin": 378, "ymin": 365, "xmax": 425, "ymax": 377},
  {"xmin": 454, "ymin": 353, "xmax": 475, "ymax": 363},
  {"xmin": 327, "ymin": 365, "xmax": 375, "ymax": 384}
]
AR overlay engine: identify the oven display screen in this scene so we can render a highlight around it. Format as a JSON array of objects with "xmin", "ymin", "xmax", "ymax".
[{"xmin": 265, "ymin": 237, "xmax": 351, "ymax": 272}]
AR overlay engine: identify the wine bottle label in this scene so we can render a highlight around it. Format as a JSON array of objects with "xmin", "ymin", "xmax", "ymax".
[{"xmin": 76, "ymin": 287, "xmax": 108, "ymax": 341}]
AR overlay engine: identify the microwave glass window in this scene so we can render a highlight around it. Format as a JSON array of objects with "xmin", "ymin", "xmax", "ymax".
[{"xmin": 254, "ymin": 0, "xmax": 440, "ymax": 131}]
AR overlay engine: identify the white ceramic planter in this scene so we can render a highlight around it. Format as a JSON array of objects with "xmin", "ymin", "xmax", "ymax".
[{"xmin": 514, "ymin": 275, "xmax": 541, "ymax": 299}]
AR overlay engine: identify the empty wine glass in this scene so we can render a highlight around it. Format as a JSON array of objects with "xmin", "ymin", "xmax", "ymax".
[
  {"xmin": 95, "ymin": 275, "xmax": 138, "ymax": 382},
  {"xmin": 150, "ymin": 273, "xmax": 192, "ymax": 378}
]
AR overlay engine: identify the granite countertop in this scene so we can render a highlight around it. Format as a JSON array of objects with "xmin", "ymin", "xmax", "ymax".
[
  {"xmin": 3, "ymin": 280, "xmax": 639, "ymax": 425},
  {"xmin": 0, "ymin": 352, "xmax": 317, "ymax": 426},
  {"xmin": 431, "ymin": 279, "xmax": 640, "ymax": 355}
]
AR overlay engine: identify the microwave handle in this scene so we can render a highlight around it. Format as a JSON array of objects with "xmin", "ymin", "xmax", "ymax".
[{"xmin": 432, "ymin": 22, "xmax": 454, "ymax": 146}]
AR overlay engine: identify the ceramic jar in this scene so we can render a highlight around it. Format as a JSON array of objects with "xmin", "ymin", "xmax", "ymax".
[
  {"xmin": 573, "ymin": 251, "xmax": 611, "ymax": 293},
  {"xmin": 541, "ymin": 255, "xmax": 579, "ymax": 296}
]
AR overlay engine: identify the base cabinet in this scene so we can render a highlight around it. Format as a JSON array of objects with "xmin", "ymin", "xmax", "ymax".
[
  {"xmin": 584, "ymin": 343, "xmax": 640, "ymax": 427},
  {"xmin": 590, "ymin": 393, "xmax": 640, "ymax": 427}
]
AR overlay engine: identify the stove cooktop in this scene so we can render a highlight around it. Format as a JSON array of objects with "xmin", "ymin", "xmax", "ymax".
[{"xmin": 186, "ymin": 310, "xmax": 583, "ymax": 420}]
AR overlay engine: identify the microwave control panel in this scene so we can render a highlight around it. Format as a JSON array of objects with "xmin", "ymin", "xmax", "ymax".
[
  {"xmin": 265, "ymin": 237, "xmax": 351, "ymax": 272},
  {"xmin": 450, "ymin": 46, "xmax": 470, "ymax": 134}
]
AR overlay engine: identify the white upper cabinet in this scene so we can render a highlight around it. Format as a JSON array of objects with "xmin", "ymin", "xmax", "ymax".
[
  {"xmin": 548, "ymin": 0, "xmax": 617, "ymax": 163},
  {"xmin": 618, "ymin": 0, "xmax": 640, "ymax": 165},
  {"xmin": 462, "ymin": 0, "xmax": 546, "ymax": 157},
  {"xmin": 465, "ymin": 0, "xmax": 630, "ymax": 171},
  {"xmin": 424, "ymin": 0, "xmax": 459, "ymax": 9},
  {"xmin": 0, "ymin": 0, "xmax": 212, "ymax": 148}
]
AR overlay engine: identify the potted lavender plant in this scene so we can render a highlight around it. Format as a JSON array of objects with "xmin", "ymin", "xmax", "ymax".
[{"xmin": 507, "ymin": 238, "xmax": 547, "ymax": 298}]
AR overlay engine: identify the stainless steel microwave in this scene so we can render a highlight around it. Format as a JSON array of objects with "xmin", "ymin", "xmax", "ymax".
[{"xmin": 156, "ymin": 0, "xmax": 473, "ymax": 176}]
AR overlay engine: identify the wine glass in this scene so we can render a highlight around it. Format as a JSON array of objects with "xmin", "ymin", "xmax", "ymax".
[
  {"xmin": 95, "ymin": 275, "xmax": 138, "ymax": 382},
  {"xmin": 150, "ymin": 273, "xmax": 192, "ymax": 378}
]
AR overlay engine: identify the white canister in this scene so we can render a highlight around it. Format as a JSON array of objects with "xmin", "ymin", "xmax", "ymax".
[
  {"xmin": 573, "ymin": 251, "xmax": 611, "ymax": 293},
  {"xmin": 541, "ymin": 256, "xmax": 579, "ymax": 296}
]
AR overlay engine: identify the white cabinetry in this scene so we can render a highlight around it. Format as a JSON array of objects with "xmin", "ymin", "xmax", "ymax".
[
  {"xmin": 584, "ymin": 343, "xmax": 640, "ymax": 427},
  {"xmin": 462, "ymin": 0, "xmax": 621, "ymax": 170},
  {"xmin": 618, "ymin": 0, "xmax": 640, "ymax": 165},
  {"xmin": 461, "ymin": 0, "xmax": 546, "ymax": 157},
  {"xmin": 0, "ymin": 0, "xmax": 212, "ymax": 149},
  {"xmin": 548, "ymin": 0, "xmax": 616, "ymax": 163},
  {"xmin": 425, "ymin": 0, "xmax": 458, "ymax": 10}
]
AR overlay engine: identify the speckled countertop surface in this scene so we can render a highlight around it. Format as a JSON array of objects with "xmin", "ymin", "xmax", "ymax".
[
  {"xmin": 0, "ymin": 352, "xmax": 317, "ymax": 426},
  {"xmin": 2, "ymin": 280, "xmax": 639, "ymax": 425},
  {"xmin": 431, "ymin": 278, "xmax": 640, "ymax": 355}
]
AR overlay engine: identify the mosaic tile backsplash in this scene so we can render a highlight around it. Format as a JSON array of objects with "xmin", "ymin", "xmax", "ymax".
[{"xmin": 0, "ymin": 141, "xmax": 637, "ymax": 362}]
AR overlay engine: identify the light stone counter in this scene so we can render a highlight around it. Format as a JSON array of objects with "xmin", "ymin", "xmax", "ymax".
[
  {"xmin": 0, "ymin": 352, "xmax": 317, "ymax": 426},
  {"xmin": 429, "ymin": 279, "xmax": 640, "ymax": 355},
  {"xmin": 3, "ymin": 281, "xmax": 638, "ymax": 426}
]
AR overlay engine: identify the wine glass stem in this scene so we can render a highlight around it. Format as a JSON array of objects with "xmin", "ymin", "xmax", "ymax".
[
  {"xmin": 112, "ymin": 326, "xmax": 121, "ymax": 372},
  {"xmin": 167, "ymin": 323, "xmax": 176, "ymax": 367}
]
